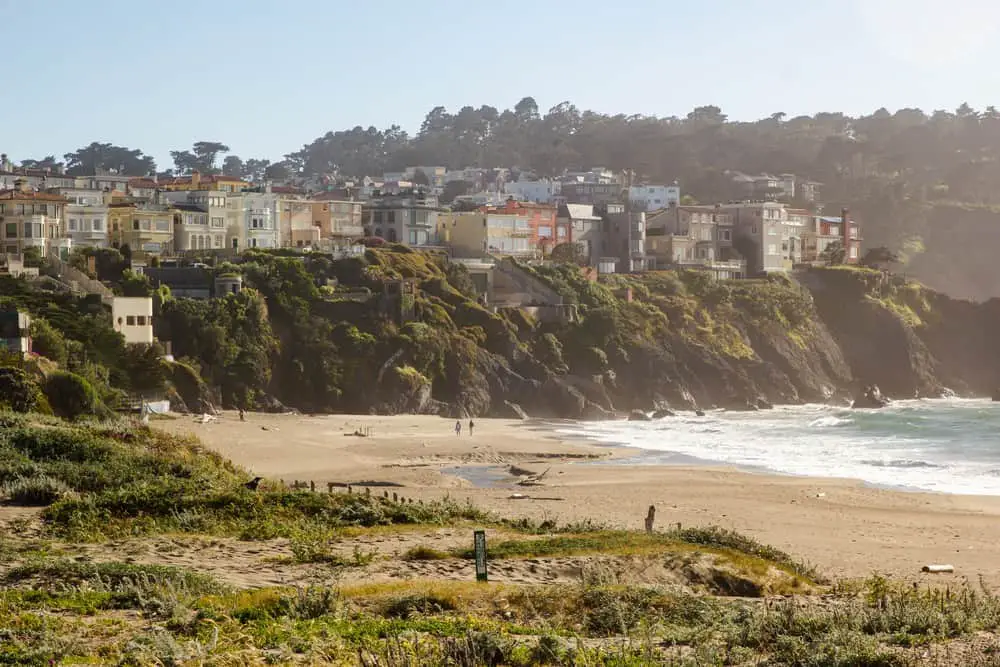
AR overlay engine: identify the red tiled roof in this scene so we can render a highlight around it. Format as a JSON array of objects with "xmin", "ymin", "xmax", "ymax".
[
  {"xmin": 128, "ymin": 178, "xmax": 158, "ymax": 189},
  {"xmin": 158, "ymin": 173, "xmax": 249, "ymax": 186},
  {"xmin": 0, "ymin": 189, "xmax": 68, "ymax": 202}
]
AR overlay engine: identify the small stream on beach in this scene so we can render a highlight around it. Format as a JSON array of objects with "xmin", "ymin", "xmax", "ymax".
[{"xmin": 555, "ymin": 398, "xmax": 1000, "ymax": 496}]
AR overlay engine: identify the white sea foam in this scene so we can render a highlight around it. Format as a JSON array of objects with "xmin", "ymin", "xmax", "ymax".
[{"xmin": 557, "ymin": 398, "xmax": 1000, "ymax": 496}]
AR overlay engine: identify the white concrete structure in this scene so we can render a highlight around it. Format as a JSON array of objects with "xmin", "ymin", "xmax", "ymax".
[
  {"xmin": 629, "ymin": 185, "xmax": 680, "ymax": 211},
  {"xmin": 161, "ymin": 191, "xmax": 228, "ymax": 251},
  {"xmin": 111, "ymin": 297, "xmax": 154, "ymax": 345},
  {"xmin": 505, "ymin": 179, "xmax": 561, "ymax": 204}
]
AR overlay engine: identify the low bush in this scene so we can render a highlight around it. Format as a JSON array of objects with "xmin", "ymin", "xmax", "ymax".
[
  {"xmin": 42, "ymin": 371, "xmax": 99, "ymax": 420},
  {"xmin": 1, "ymin": 474, "xmax": 70, "ymax": 505}
]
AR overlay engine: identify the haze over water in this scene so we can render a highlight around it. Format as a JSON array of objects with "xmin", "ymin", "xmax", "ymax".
[{"xmin": 561, "ymin": 398, "xmax": 1000, "ymax": 496}]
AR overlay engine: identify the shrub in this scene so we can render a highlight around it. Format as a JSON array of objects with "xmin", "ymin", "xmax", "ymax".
[
  {"xmin": 403, "ymin": 545, "xmax": 450, "ymax": 561},
  {"xmin": 1, "ymin": 474, "xmax": 70, "ymax": 505},
  {"xmin": 383, "ymin": 593, "xmax": 457, "ymax": 618},
  {"xmin": 0, "ymin": 366, "xmax": 44, "ymax": 413},
  {"xmin": 29, "ymin": 318, "xmax": 68, "ymax": 366},
  {"xmin": 43, "ymin": 371, "xmax": 98, "ymax": 420}
]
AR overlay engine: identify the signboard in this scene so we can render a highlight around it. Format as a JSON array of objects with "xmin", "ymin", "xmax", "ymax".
[{"xmin": 473, "ymin": 530, "xmax": 487, "ymax": 582}]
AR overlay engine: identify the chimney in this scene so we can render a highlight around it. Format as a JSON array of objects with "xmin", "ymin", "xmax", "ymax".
[
  {"xmin": 841, "ymin": 207, "xmax": 851, "ymax": 263},
  {"xmin": 191, "ymin": 170, "xmax": 201, "ymax": 188}
]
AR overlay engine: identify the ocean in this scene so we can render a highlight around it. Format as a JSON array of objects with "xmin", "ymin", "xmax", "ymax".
[{"xmin": 559, "ymin": 398, "xmax": 1000, "ymax": 496}]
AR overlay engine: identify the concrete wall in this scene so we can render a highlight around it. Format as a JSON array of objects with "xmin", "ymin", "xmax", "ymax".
[{"xmin": 112, "ymin": 297, "xmax": 154, "ymax": 344}]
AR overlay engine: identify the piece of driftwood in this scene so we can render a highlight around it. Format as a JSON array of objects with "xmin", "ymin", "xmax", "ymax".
[
  {"xmin": 922, "ymin": 564, "xmax": 955, "ymax": 573},
  {"xmin": 645, "ymin": 505, "xmax": 656, "ymax": 534}
]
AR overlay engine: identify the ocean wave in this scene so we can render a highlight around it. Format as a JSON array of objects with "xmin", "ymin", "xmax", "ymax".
[
  {"xmin": 560, "ymin": 398, "xmax": 1000, "ymax": 495},
  {"xmin": 861, "ymin": 459, "xmax": 941, "ymax": 470}
]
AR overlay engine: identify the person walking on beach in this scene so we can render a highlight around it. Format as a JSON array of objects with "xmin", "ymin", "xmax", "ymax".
[
  {"xmin": 455, "ymin": 420, "xmax": 462, "ymax": 436},
  {"xmin": 468, "ymin": 419, "xmax": 475, "ymax": 436}
]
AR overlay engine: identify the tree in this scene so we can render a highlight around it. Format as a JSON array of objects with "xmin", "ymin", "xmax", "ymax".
[
  {"xmin": 19, "ymin": 156, "xmax": 62, "ymax": 171},
  {"xmin": 861, "ymin": 246, "xmax": 900, "ymax": 268},
  {"xmin": 243, "ymin": 158, "xmax": 271, "ymax": 182},
  {"xmin": 440, "ymin": 180, "xmax": 470, "ymax": 204},
  {"xmin": 21, "ymin": 247, "xmax": 42, "ymax": 269},
  {"xmin": 549, "ymin": 242, "xmax": 588, "ymax": 265},
  {"xmin": 30, "ymin": 318, "xmax": 68, "ymax": 366},
  {"xmin": 222, "ymin": 155, "xmax": 245, "ymax": 178},
  {"xmin": 411, "ymin": 169, "xmax": 430, "ymax": 186},
  {"xmin": 63, "ymin": 143, "xmax": 156, "ymax": 176},
  {"xmin": 43, "ymin": 371, "xmax": 98, "ymax": 420},
  {"xmin": 821, "ymin": 241, "xmax": 847, "ymax": 266},
  {"xmin": 171, "ymin": 141, "xmax": 230, "ymax": 174}
]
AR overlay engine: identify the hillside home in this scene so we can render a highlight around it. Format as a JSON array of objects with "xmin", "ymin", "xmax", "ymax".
[
  {"xmin": 645, "ymin": 205, "xmax": 745, "ymax": 279},
  {"xmin": 111, "ymin": 297, "xmax": 154, "ymax": 345},
  {"xmin": 0, "ymin": 179, "xmax": 69, "ymax": 258}
]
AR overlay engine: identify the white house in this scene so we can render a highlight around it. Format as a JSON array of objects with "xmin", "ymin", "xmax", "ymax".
[
  {"xmin": 53, "ymin": 187, "xmax": 110, "ymax": 249},
  {"xmin": 112, "ymin": 297, "xmax": 154, "ymax": 345},
  {"xmin": 505, "ymin": 179, "xmax": 561, "ymax": 204},
  {"xmin": 629, "ymin": 184, "xmax": 680, "ymax": 211}
]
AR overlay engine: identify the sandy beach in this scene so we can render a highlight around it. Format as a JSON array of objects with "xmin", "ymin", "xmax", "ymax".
[{"xmin": 159, "ymin": 411, "xmax": 1000, "ymax": 586}]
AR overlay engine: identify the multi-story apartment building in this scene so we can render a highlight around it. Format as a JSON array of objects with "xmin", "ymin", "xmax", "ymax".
[
  {"xmin": 0, "ymin": 161, "xmax": 75, "ymax": 190},
  {"xmin": 108, "ymin": 200, "xmax": 174, "ymax": 256},
  {"xmin": 363, "ymin": 191, "xmax": 446, "ymax": 246},
  {"xmin": 309, "ymin": 199, "xmax": 364, "ymax": 245},
  {"xmin": 51, "ymin": 186, "xmax": 111, "ymax": 249},
  {"xmin": 161, "ymin": 190, "xmax": 228, "ymax": 252},
  {"xmin": 645, "ymin": 205, "xmax": 745, "ymax": 279},
  {"xmin": 278, "ymin": 198, "xmax": 319, "ymax": 248},
  {"xmin": 599, "ymin": 202, "xmax": 650, "ymax": 272},
  {"xmin": 236, "ymin": 192, "xmax": 280, "ymax": 249},
  {"xmin": 628, "ymin": 184, "xmax": 680, "ymax": 212},
  {"xmin": 0, "ymin": 179, "xmax": 68, "ymax": 258},
  {"xmin": 718, "ymin": 201, "xmax": 792, "ymax": 274},
  {"xmin": 75, "ymin": 171, "xmax": 133, "ymax": 193},
  {"xmin": 447, "ymin": 200, "xmax": 558, "ymax": 258},
  {"xmin": 801, "ymin": 209, "xmax": 862, "ymax": 264}
]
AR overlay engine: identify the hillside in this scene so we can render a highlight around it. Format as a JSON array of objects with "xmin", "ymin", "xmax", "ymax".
[
  {"xmin": 150, "ymin": 249, "xmax": 1000, "ymax": 417},
  {"xmin": 4, "ymin": 248, "xmax": 997, "ymax": 419},
  {"xmin": 0, "ymin": 414, "xmax": 998, "ymax": 665}
]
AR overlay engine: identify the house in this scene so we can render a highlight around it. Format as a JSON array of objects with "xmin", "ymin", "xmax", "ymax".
[
  {"xmin": 801, "ymin": 209, "xmax": 862, "ymax": 264},
  {"xmin": 363, "ymin": 190, "xmax": 446, "ymax": 246},
  {"xmin": 158, "ymin": 171, "xmax": 249, "ymax": 193},
  {"xmin": 0, "ymin": 309, "xmax": 31, "ymax": 355},
  {"xmin": 560, "ymin": 181, "xmax": 623, "ymax": 206},
  {"xmin": 628, "ymin": 184, "xmax": 680, "ymax": 212},
  {"xmin": 717, "ymin": 201, "xmax": 791, "ymax": 274},
  {"xmin": 111, "ymin": 297, "xmax": 154, "ymax": 345},
  {"xmin": 0, "ymin": 179, "xmax": 69, "ymax": 258},
  {"xmin": 126, "ymin": 178, "xmax": 159, "ymax": 201},
  {"xmin": 505, "ymin": 179, "xmax": 561, "ymax": 204},
  {"xmin": 161, "ymin": 190, "xmax": 228, "ymax": 251},
  {"xmin": 309, "ymin": 200, "xmax": 364, "ymax": 247},
  {"xmin": 107, "ymin": 200, "xmax": 174, "ymax": 257},
  {"xmin": 277, "ymin": 198, "xmax": 318, "ymax": 248},
  {"xmin": 75, "ymin": 171, "xmax": 134, "ymax": 193},
  {"xmin": 556, "ymin": 203, "xmax": 601, "ymax": 264},
  {"xmin": 645, "ymin": 205, "xmax": 745, "ymax": 279},
  {"xmin": 599, "ymin": 202, "xmax": 650, "ymax": 272},
  {"xmin": 0, "ymin": 160, "xmax": 75, "ymax": 190},
  {"xmin": 51, "ymin": 186, "xmax": 112, "ymax": 249},
  {"xmin": 448, "ymin": 200, "xmax": 557, "ymax": 258}
]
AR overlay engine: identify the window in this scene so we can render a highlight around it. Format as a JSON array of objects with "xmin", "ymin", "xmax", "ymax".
[
  {"xmin": 93, "ymin": 219, "xmax": 102, "ymax": 231},
  {"xmin": 5, "ymin": 223, "xmax": 16, "ymax": 238},
  {"xmin": 557, "ymin": 226, "xmax": 567, "ymax": 238},
  {"xmin": 155, "ymin": 220, "xmax": 169, "ymax": 231},
  {"xmin": 767, "ymin": 244, "xmax": 778, "ymax": 256},
  {"xmin": 35, "ymin": 204, "xmax": 46, "ymax": 216},
  {"xmin": 211, "ymin": 216, "xmax": 224, "ymax": 228},
  {"xmin": 214, "ymin": 235, "xmax": 222, "ymax": 248},
  {"xmin": 126, "ymin": 316, "xmax": 136, "ymax": 326},
  {"xmin": 136, "ymin": 316, "xmax": 146, "ymax": 326},
  {"xmin": 538, "ymin": 225, "xmax": 552, "ymax": 238},
  {"xmin": 850, "ymin": 246, "xmax": 859, "ymax": 259},
  {"xmin": 22, "ymin": 223, "xmax": 32, "ymax": 238},
  {"xmin": 829, "ymin": 226, "xmax": 839, "ymax": 236},
  {"xmin": 133, "ymin": 221, "xmax": 140, "ymax": 230},
  {"xmin": 719, "ymin": 229, "xmax": 731, "ymax": 241},
  {"xmin": 768, "ymin": 227, "xmax": 777, "ymax": 236},
  {"xmin": 386, "ymin": 211, "xmax": 396, "ymax": 224},
  {"xmin": 68, "ymin": 219, "xmax": 78, "ymax": 231}
]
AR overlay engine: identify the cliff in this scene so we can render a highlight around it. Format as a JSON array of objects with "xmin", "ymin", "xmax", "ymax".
[{"xmin": 148, "ymin": 249, "xmax": 1000, "ymax": 418}]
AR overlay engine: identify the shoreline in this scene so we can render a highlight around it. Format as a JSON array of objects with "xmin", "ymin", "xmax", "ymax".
[{"xmin": 158, "ymin": 410, "xmax": 1000, "ymax": 585}]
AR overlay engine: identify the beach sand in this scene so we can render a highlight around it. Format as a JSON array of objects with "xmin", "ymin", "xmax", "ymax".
[{"xmin": 158, "ymin": 411, "xmax": 1000, "ymax": 586}]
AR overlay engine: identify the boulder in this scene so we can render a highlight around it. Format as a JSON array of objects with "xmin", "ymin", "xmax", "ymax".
[
  {"xmin": 852, "ymin": 384, "xmax": 890, "ymax": 409},
  {"xmin": 755, "ymin": 397, "xmax": 774, "ymax": 410},
  {"xmin": 628, "ymin": 409, "xmax": 652, "ymax": 421},
  {"xmin": 652, "ymin": 408, "xmax": 675, "ymax": 419},
  {"xmin": 694, "ymin": 410, "xmax": 706, "ymax": 417}
]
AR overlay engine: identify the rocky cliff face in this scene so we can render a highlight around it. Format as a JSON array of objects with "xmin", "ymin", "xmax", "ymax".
[{"xmin": 244, "ymin": 250, "xmax": 998, "ymax": 418}]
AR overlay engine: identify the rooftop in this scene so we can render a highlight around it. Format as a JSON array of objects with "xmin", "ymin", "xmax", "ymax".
[{"xmin": 0, "ymin": 189, "xmax": 68, "ymax": 202}]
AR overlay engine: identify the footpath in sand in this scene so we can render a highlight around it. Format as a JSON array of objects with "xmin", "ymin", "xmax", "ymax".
[{"xmin": 158, "ymin": 411, "xmax": 1000, "ymax": 588}]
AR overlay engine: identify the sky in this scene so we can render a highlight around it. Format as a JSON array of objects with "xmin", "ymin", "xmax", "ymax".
[{"xmin": 2, "ymin": 0, "xmax": 1000, "ymax": 170}]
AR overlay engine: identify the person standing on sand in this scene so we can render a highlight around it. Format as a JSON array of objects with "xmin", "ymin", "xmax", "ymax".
[
  {"xmin": 455, "ymin": 420, "xmax": 462, "ymax": 436},
  {"xmin": 468, "ymin": 419, "xmax": 475, "ymax": 436}
]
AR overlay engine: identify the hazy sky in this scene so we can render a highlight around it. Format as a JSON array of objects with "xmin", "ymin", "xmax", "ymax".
[{"xmin": 3, "ymin": 0, "xmax": 999, "ymax": 168}]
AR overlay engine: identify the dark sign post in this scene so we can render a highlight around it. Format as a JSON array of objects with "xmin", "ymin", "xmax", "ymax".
[{"xmin": 473, "ymin": 530, "xmax": 488, "ymax": 582}]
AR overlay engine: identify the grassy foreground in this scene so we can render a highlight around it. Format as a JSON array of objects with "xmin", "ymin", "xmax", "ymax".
[{"xmin": 1, "ymin": 414, "xmax": 1000, "ymax": 665}]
